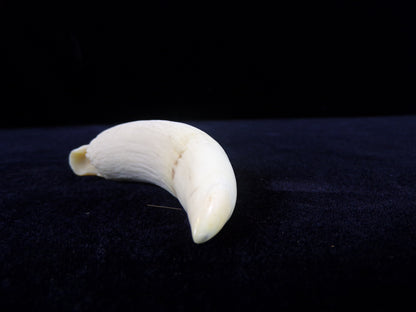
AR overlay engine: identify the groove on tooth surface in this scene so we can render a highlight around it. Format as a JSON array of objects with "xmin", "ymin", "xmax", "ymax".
[{"xmin": 171, "ymin": 149, "xmax": 185, "ymax": 181}]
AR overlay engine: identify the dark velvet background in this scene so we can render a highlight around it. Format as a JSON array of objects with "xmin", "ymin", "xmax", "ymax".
[
  {"xmin": 2, "ymin": 117, "xmax": 416, "ymax": 311},
  {"xmin": 1, "ymin": 1, "xmax": 416, "ymax": 311}
]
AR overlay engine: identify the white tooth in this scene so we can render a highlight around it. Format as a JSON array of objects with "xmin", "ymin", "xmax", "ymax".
[{"xmin": 69, "ymin": 120, "xmax": 237, "ymax": 243}]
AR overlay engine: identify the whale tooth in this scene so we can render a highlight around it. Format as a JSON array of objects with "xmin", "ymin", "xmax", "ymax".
[{"xmin": 69, "ymin": 120, "xmax": 237, "ymax": 243}]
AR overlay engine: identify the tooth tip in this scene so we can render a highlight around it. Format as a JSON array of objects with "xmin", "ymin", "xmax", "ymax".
[
  {"xmin": 187, "ymin": 189, "xmax": 236, "ymax": 244},
  {"xmin": 192, "ymin": 230, "xmax": 215, "ymax": 244},
  {"xmin": 190, "ymin": 215, "xmax": 228, "ymax": 244}
]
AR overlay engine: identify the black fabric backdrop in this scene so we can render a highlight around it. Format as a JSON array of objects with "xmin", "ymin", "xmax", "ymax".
[
  {"xmin": 2, "ymin": 1, "xmax": 416, "ymax": 126},
  {"xmin": 1, "ymin": 116, "xmax": 416, "ymax": 311}
]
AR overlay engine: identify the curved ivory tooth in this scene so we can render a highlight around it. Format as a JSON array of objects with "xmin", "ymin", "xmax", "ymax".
[{"xmin": 69, "ymin": 120, "xmax": 237, "ymax": 244}]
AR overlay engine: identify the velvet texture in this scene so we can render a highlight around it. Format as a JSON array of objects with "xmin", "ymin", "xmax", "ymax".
[{"xmin": 1, "ymin": 116, "xmax": 416, "ymax": 311}]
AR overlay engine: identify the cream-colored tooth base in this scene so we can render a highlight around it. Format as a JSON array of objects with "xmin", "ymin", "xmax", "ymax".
[
  {"xmin": 68, "ymin": 120, "xmax": 237, "ymax": 244},
  {"xmin": 69, "ymin": 145, "xmax": 99, "ymax": 176}
]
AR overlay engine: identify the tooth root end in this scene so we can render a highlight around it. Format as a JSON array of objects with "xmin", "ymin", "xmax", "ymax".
[{"xmin": 69, "ymin": 145, "xmax": 98, "ymax": 176}]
